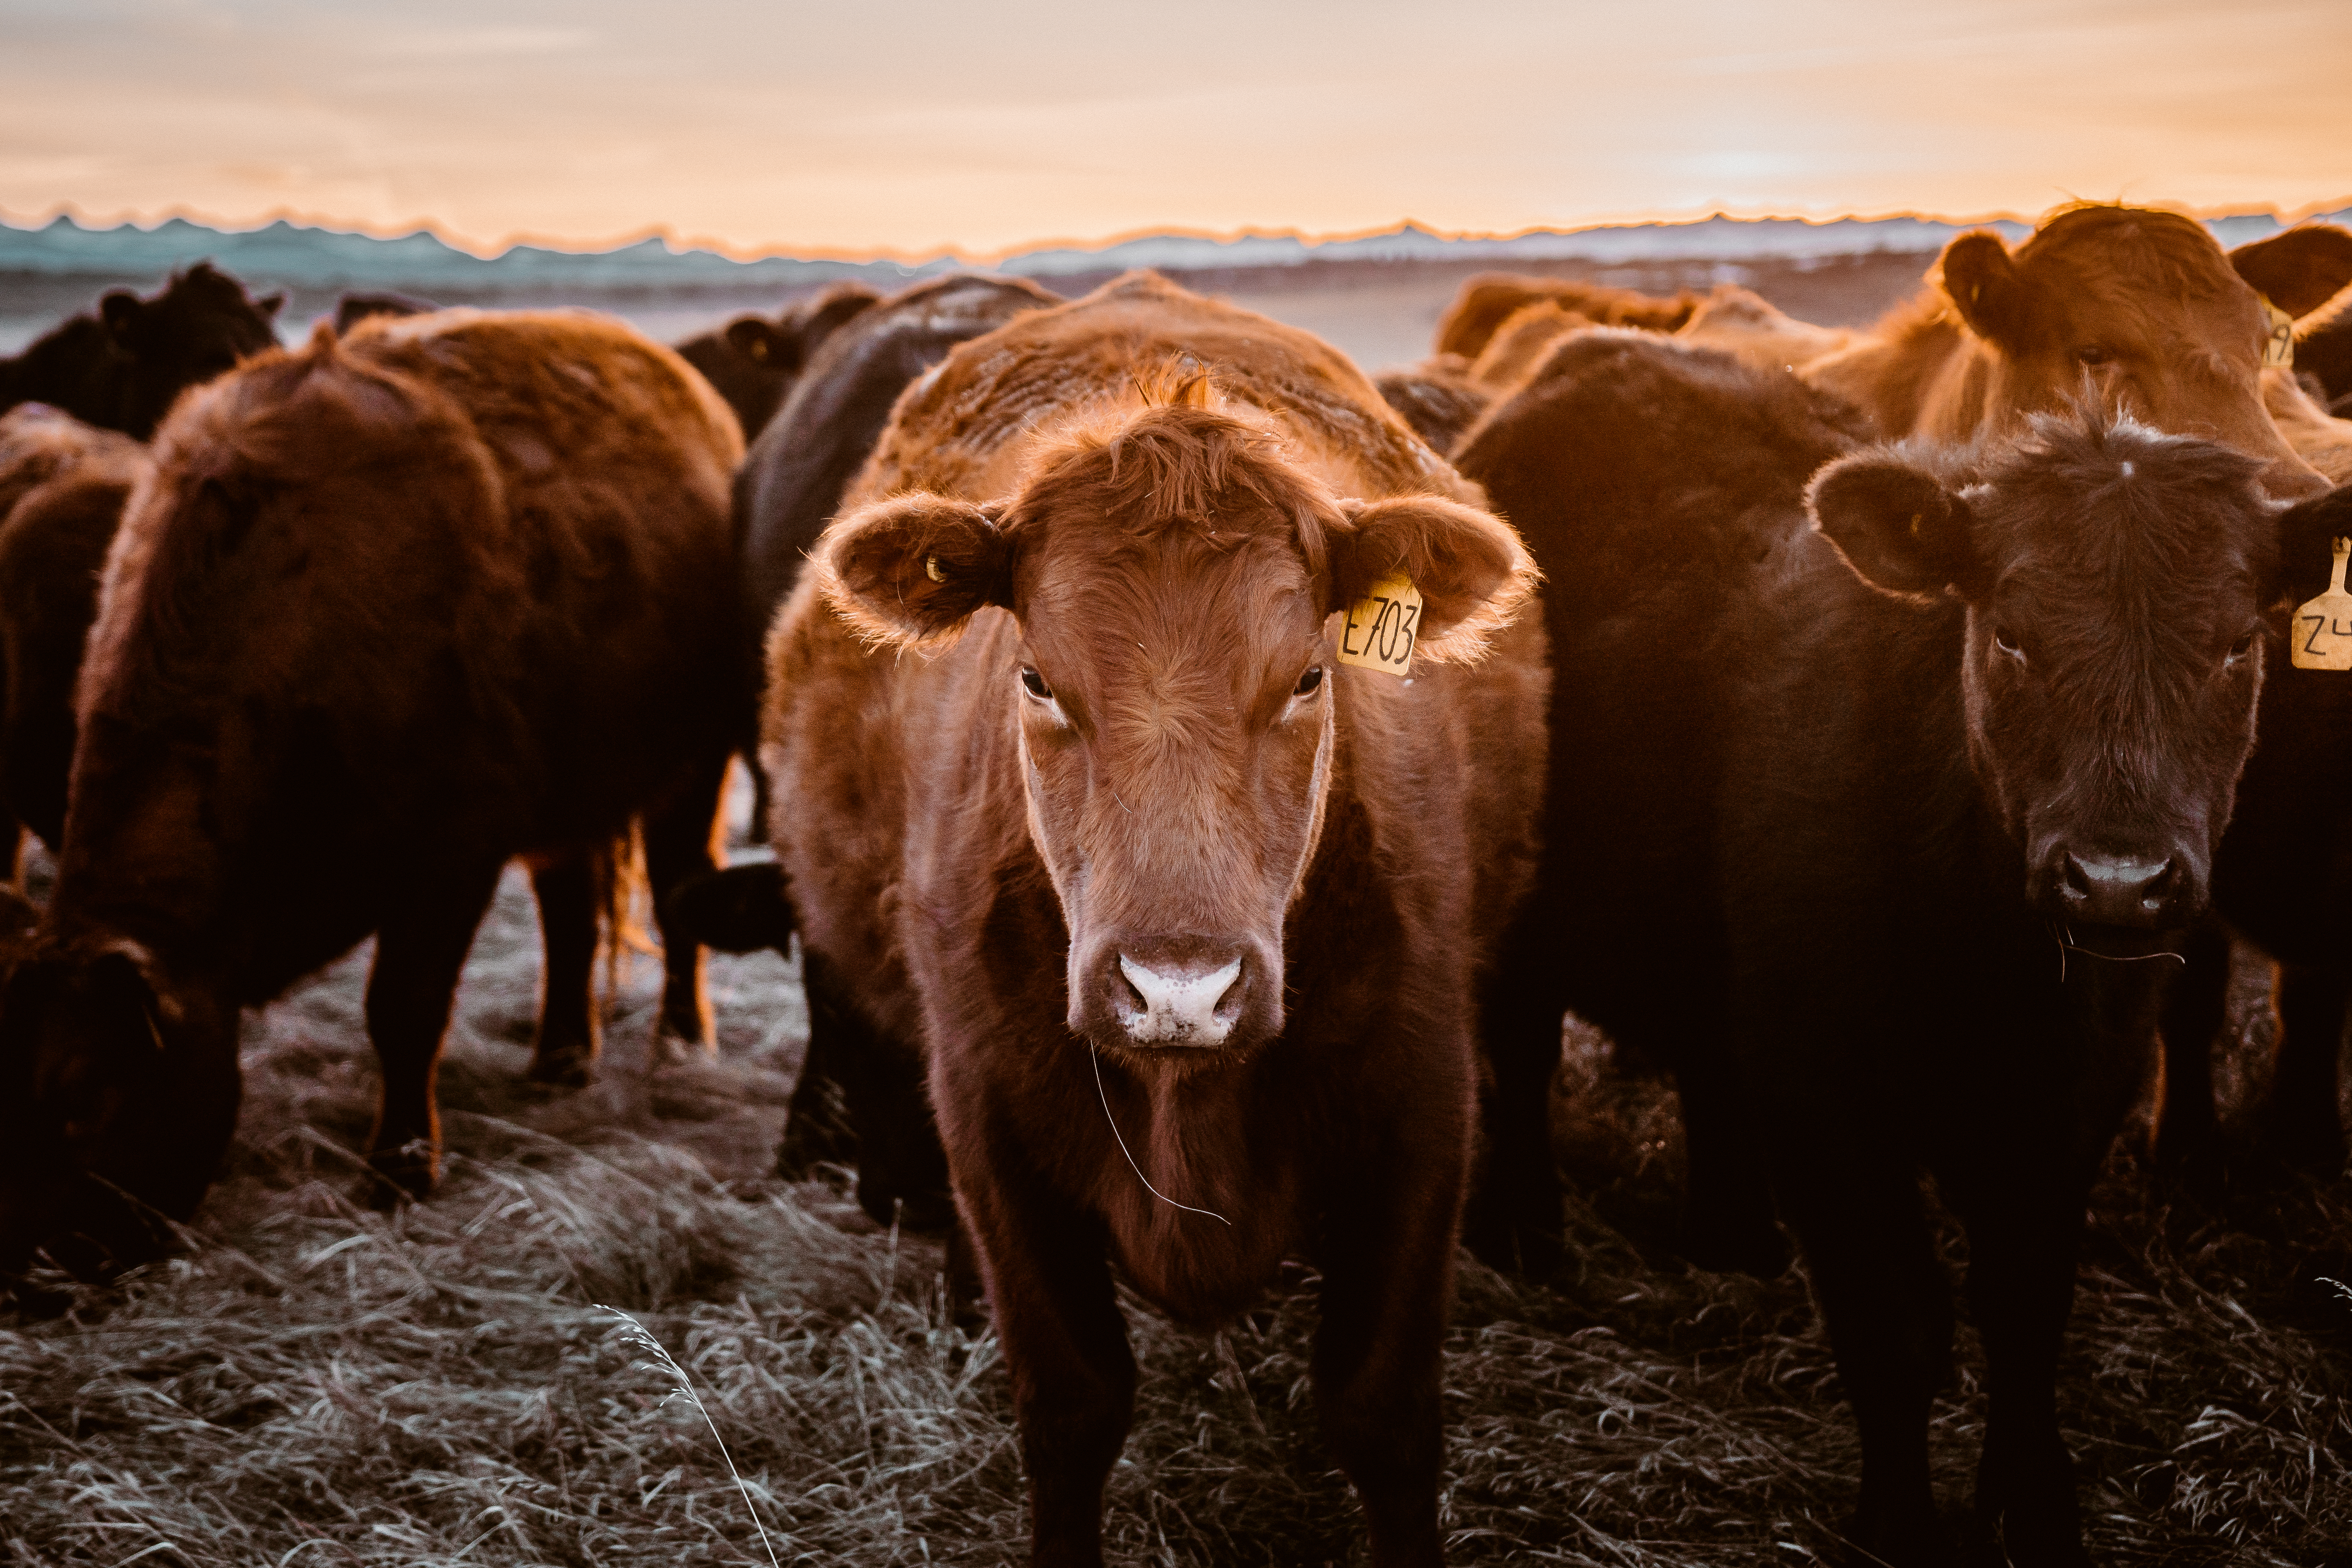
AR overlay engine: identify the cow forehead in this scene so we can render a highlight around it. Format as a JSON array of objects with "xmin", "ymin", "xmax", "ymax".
[{"xmin": 1020, "ymin": 531, "xmax": 1321, "ymax": 679}]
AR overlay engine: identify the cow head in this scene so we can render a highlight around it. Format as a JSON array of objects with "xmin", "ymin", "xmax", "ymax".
[
  {"xmin": 98, "ymin": 262, "xmax": 283, "ymax": 440},
  {"xmin": 0, "ymin": 933, "xmax": 241, "ymax": 1286},
  {"xmin": 821, "ymin": 392, "xmax": 1531, "ymax": 1061},
  {"xmin": 1931, "ymin": 207, "xmax": 2352, "ymax": 501},
  {"xmin": 1809, "ymin": 414, "xmax": 2286, "ymax": 945}
]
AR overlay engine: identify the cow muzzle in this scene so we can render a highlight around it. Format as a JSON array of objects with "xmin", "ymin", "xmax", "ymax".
[
  {"xmin": 1073, "ymin": 932, "xmax": 1280, "ymax": 1052},
  {"xmin": 2031, "ymin": 842, "xmax": 2204, "ymax": 932}
]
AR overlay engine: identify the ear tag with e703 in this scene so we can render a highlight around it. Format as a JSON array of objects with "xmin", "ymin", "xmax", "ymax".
[
  {"xmin": 2259, "ymin": 294, "xmax": 2296, "ymax": 368},
  {"xmin": 1336, "ymin": 572, "xmax": 1422, "ymax": 677},
  {"xmin": 2291, "ymin": 537, "xmax": 2352, "ymax": 671}
]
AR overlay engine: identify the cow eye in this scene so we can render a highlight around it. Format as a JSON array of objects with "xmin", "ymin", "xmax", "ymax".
[
  {"xmin": 2075, "ymin": 345, "xmax": 2111, "ymax": 367},
  {"xmin": 1019, "ymin": 667, "xmax": 1051, "ymax": 700},
  {"xmin": 1993, "ymin": 627, "xmax": 2025, "ymax": 659},
  {"xmin": 2228, "ymin": 629, "xmax": 2257, "ymax": 662},
  {"xmin": 1293, "ymin": 664, "xmax": 1324, "ymax": 697}
]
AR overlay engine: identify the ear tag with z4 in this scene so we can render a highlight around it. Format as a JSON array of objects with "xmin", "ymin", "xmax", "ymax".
[
  {"xmin": 1336, "ymin": 571, "xmax": 1422, "ymax": 677},
  {"xmin": 2259, "ymin": 294, "xmax": 2296, "ymax": 368},
  {"xmin": 2292, "ymin": 537, "xmax": 2352, "ymax": 671}
]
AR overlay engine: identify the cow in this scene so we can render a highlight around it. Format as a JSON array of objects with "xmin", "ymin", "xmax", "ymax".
[
  {"xmin": 673, "ymin": 281, "xmax": 882, "ymax": 442},
  {"xmin": 1466, "ymin": 301, "xmax": 1592, "ymax": 390},
  {"xmin": 1673, "ymin": 283, "xmax": 1858, "ymax": 375},
  {"xmin": 1432, "ymin": 273, "xmax": 1697, "ymax": 361},
  {"xmin": 331, "ymin": 290, "xmax": 440, "ymax": 334},
  {"xmin": 0, "ymin": 309, "xmax": 743, "ymax": 1283},
  {"xmin": 2261, "ymin": 367, "xmax": 2352, "ymax": 486},
  {"xmin": 763, "ymin": 271, "xmax": 1545, "ymax": 1566},
  {"xmin": 2297, "ymin": 308, "xmax": 2352, "ymax": 411},
  {"xmin": 2158, "ymin": 481, "xmax": 2352, "ymax": 1171},
  {"xmin": 1801, "ymin": 205, "xmax": 2352, "ymax": 499},
  {"xmin": 0, "ymin": 264, "xmax": 283, "ymax": 440},
  {"xmin": 1463, "ymin": 327, "xmax": 2292, "ymax": 1566},
  {"xmin": 0, "ymin": 407, "xmax": 151, "ymax": 862},
  {"xmin": 1370, "ymin": 354, "xmax": 1490, "ymax": 455}
]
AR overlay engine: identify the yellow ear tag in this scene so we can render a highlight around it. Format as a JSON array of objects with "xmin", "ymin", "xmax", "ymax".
[
  {"xmin": 2292, "ymin": 537, "xmax": 2352, "ymax": 671},
  {"xmin": 2259, "ymin": 294, "xmax": 2296, "ymax": 368},
  {"xmin": 1336, "ymin": 572, "xmax": 1423, "ymax": 676}
]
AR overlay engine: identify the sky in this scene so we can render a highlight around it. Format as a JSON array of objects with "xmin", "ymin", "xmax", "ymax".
[{"xmin": 3, "ymin": 0, "xmax": 2349, "ymax": 260}]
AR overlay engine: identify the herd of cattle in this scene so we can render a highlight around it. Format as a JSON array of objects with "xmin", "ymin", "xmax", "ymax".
[{"xmin": 1, "ymin": 203, "xmax": 2350, "ymax": 1567}]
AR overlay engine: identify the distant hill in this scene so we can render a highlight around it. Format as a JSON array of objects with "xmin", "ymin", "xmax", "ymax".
[{"xmin": 5, "ymin": 208, "xmax": 2345, "ymax": 294}]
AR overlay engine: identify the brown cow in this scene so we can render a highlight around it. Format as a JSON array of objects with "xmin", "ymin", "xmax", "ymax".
[
  {"xmin": 1802, "ymin": 205, "xmax": 2352, "ymax": 498},
  {"xmin": 1673, "ymin": 283, "xmax": 1857, "ymax": 375},
  {"xmin": 1433, "ymin": 273, "xmax": 1698, "ymax": 360},
  {"xmin": 0, "ymin": 309, "xmax": 743, "ymax": 1282},
  {"xmin": 765, "ymin": 272, "xmax": 1544, "ymax": 1566},
  {"xmin": 0, "ymin": 408, "xmax": 151, "ymax": 863},
  {"xmin": 1372, "ymin": 353, "xmax": 1491, "ymax": 454},
  {"xmin": 2263, "ymin": 367, "xmax": 2352, "ymax": 485},
  {"xmin": 1467, "ymin": 301, "xmax": 1592, "ymax": 390}
]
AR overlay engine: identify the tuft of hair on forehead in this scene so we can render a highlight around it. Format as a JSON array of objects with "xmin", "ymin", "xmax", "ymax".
[
  {"xmin": 1012, "ymin": 388, "xmax": 1339, "ymax": 576},
  {"xmin": 1981, "ymin": 401, "xmax": 2273, "ymax": 560},
  {"xmin": 2021, "ymin": 203, "xmax": 2236, "ymax": 298}
]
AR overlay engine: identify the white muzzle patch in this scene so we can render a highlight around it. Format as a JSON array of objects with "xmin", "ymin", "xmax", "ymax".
[{"xmin": 1115, "ymin": 955, "xmax": 1242, "ymax": 1045}]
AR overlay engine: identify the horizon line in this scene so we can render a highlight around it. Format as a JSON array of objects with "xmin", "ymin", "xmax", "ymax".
[{"xmin": 9, "ymin": 195, "xmax": 2352, "ymax": 270}]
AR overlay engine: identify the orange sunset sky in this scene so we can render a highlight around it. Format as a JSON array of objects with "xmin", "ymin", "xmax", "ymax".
[{"xmin": 4, "ymin": 0, "xmax": 2349, "ymax": 260}]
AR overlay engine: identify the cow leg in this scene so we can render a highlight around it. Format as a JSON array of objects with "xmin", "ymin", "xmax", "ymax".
[
  {"xmin": 526, "ymin": 853, "xmax": 600, "ymax": 1087},
  {"xmin": 1776, "ymin": 1149, "xmax": 1955, "ymax": 1567},
  {"xmin": 1464, "ymin": 931, "xmax": 1568, "ymax": 1274},
  {"xmin": 644, "ymin": 748, "xmax": 730, "ymax": 1052},
  {"xmin": 778, "ymin": 946, "xmax": 864, "ymax": 1176},
  {"xmin": 782, "ymin": 947, "xmax": 955, "ymax": 1230},
  {"xmin": 958, "ymin": 1171, "xmax": 1133, "ymax": 1568},
  {"xmin": 2154, "ymin": 918, "xmax": 2230, "ymax": 1170},
  {"xmin": 1952, "ymin": 1181, "xmax": 2092, "ymax": 1568},
  {"xmin": 1311, "ymin": 1135, "xmax": 1460, "ymax": 1568},
  {"xmin": 364, "ymin": 862, "xmax": 502, "ymax": 1203},
  {"xmin": 2265, "ymin": 962, "xmax": 2348, "ymax": 1167},
  {"xmin": 1670, "ymin": 1036, "xmax": 1789, "ymax": 1276}
]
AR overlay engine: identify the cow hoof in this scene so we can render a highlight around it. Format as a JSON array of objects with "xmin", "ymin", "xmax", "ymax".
[
  {"xmin": 526, "ymin": 1047, "xmax": 595, "ymax": 1088},
  {"xmin": 365, "ymin": 1147, "xmax": 439, "ymax": 1209},
  {"xmin": 650, "ymin": 1026, "xmax": 717, "ymax": 1066}
]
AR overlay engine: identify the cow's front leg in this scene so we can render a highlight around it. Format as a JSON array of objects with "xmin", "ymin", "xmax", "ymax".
[{"xmin": 364, "ymin": 860, "xmax": 502, "ymax": 1202}]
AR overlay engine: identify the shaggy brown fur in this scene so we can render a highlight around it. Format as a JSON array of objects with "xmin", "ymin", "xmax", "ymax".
[
  {"xmin": 1433, "ymin": 273, "xmax": 1698, "ymax": 360},
  {"xmin": 0, "ymin": 309, "xmax": 744, "ymax": 1283},
  {"xmin": 2262, "ymin": 367, "xmax": 2352, "ymax": 484},
  {"xmin": 764, "ymin": 272, "xmax": 1546, "ymax": 1566},
  {"xmin": 1802, "ymin": 205, "xmax": 2352, "ymax": 499},
  {"xmin": 1467, "ymin": 302, "xmax": 1592, "ymax": 390},
  {"xmin": 0, "ymin": 408, "xmax": 150, "ymax": 863},
  {"xmin": 1371, "ymin": 354, "xmax": 1491, "ymax": 455}
]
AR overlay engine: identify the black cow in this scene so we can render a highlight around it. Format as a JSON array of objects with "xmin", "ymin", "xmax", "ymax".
[
  {"xmin": 1462, "ymin": 331, "xmax": 2291, "ymax": 1566},
  {"xmin": 672, "ymin": 281, "xmax": 881, "ymax": 442},
  {"xmin": 0, "ymin": 264, "xmax": 282, "ymax": 439},
  {"xmin": 2158, "ymin": 482, "xmax": 2352, "ymax": 1170}
]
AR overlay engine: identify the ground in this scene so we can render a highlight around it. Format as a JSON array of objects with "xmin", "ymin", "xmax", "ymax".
[{"xmin": 0, "ymin": 769, "xmax": 2344, "ymax": 1567}]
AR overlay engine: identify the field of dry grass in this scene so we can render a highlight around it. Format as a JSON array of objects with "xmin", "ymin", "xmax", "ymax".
[{"xmin": 1, "ymin": 781, "xmax": 2346, "ymax": 1566}]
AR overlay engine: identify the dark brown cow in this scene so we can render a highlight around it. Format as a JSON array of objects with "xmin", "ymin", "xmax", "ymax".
[
  {"xmin": 1803, "ymin": 205, "xmax": 2352, "ymax": 499},
  {"xmin": 0, "ymin": 264, "xmax": 283, "ymax": 440},
  {"xmin": 1433, "ymin": 273, "xmax": 1697, "ymax": 360},
  {"xmin": 0, "ymin": 407, "xmax": 150, "ymax": 860},
  {"xmin": 674, "ymin": 280, "xmax": 882, "ymax": 441},
  {"xmin": 1371, "ymin": 353, "xmax": 1490, "ymax": 454},
  {"xmin": 765, "ymin": 273, "xmax": 1544, "ymax": 1566},
  {"xmin": 0, "ymin": 310, "xmax": 742, "ymax": 1282}
]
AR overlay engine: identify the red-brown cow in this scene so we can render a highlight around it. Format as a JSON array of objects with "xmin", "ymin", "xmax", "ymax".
[
  {"xmin": 764, "ymin": 273, "xmax": 1545, "ymax": 1566},
  {"xmin": 1803, "ymin": 205, "xmax": 2352, "ymax": 498},
  {"xmin": 0, "ymin": 310, "xmax": 742, "ymax": 1281}
]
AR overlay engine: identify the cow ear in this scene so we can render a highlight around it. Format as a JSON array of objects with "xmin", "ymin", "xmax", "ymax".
[
  {"xmin": 1328, "ymin": 495, "xmax": 1536, "ymax": 662},
  {"xmin": 1808, "ymin": 452, "xmax": 1987, "ymax": 599},
  {"xmin": 819, "ymin": 491, "xmax": 1013, "ymax": 646},
  {"xmin": 725, "ymin": 318, "xmax": 796, "ymax": 370},
  {"xmin": 99, "ymin": 291, "xmax": 146, "ymax": 350},
  {"xmin": 257, "ymin": 291, "xmax": 285, "ymax": 319},
  {"xmin": 2230, "ymin": 226, "xmax": 2352, "ymax": 322},
  {"xmin": 1936, "ymin": 230, "xmax": 2024, "ymax": 345}
]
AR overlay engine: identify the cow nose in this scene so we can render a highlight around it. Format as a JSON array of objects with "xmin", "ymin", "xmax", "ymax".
[
  {"xmin": 1114, "ymin": 953, "xmax": 1244, "ymax": 1045},
  {"xmin": 2059, "ymin": 852, "xmax": 2179, "ymax": 928}
]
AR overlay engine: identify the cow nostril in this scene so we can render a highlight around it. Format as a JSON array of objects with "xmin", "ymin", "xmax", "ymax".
[
  {"xmin": 2061, "ymin": 854, "xmax": 2093, "ymax": 902},
  {"xmin": 2140, "ymin": 858, "xmax": 2177, "ymax": 911}
]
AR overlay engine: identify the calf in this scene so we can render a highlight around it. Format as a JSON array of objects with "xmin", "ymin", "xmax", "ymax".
[
  {"xmin": 673, "ymin": 280, "xmax": 881, "ymax": 442},
  {"xmin": 1802, "ymin": 205, "xmax": 2352, "ymax": 499},
  {"xmin": 765, "ymin": 272, "xmax": 1544, "ymax": 1566},
  {"xmin": 0, "ymin": 310, "xmax": 743, "ymax": 1282},
  {"xmin": 0, "ymin": 264, "xmax": 282, "ymax": 439},
  {"xmin": 1471, "ymin": 331, "xmax": 2288, "ymax": 1565},
  {"xmin": 1432, "ymin": 273, "xmax": 1696, "ymax": 360}
]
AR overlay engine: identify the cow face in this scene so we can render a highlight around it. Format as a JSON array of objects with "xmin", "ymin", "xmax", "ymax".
[
  {"xmin": 822, "ymin": 399, "xmax": 1531, "ymax": 1061},
  {"xmin": 1933, "ymin": 210, "xmax": 2352, "ymax": 502},
  {"xmin": 0, "ymin": 939, "xmax": 241, "ymax": 1286},
  {"xmin": 1809, "ymin": 417, "xmax": 2286, "ymax": 944},
  {"xmin": 98, "ymin": 262, "xmax": 283, "ymax": 440}
]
